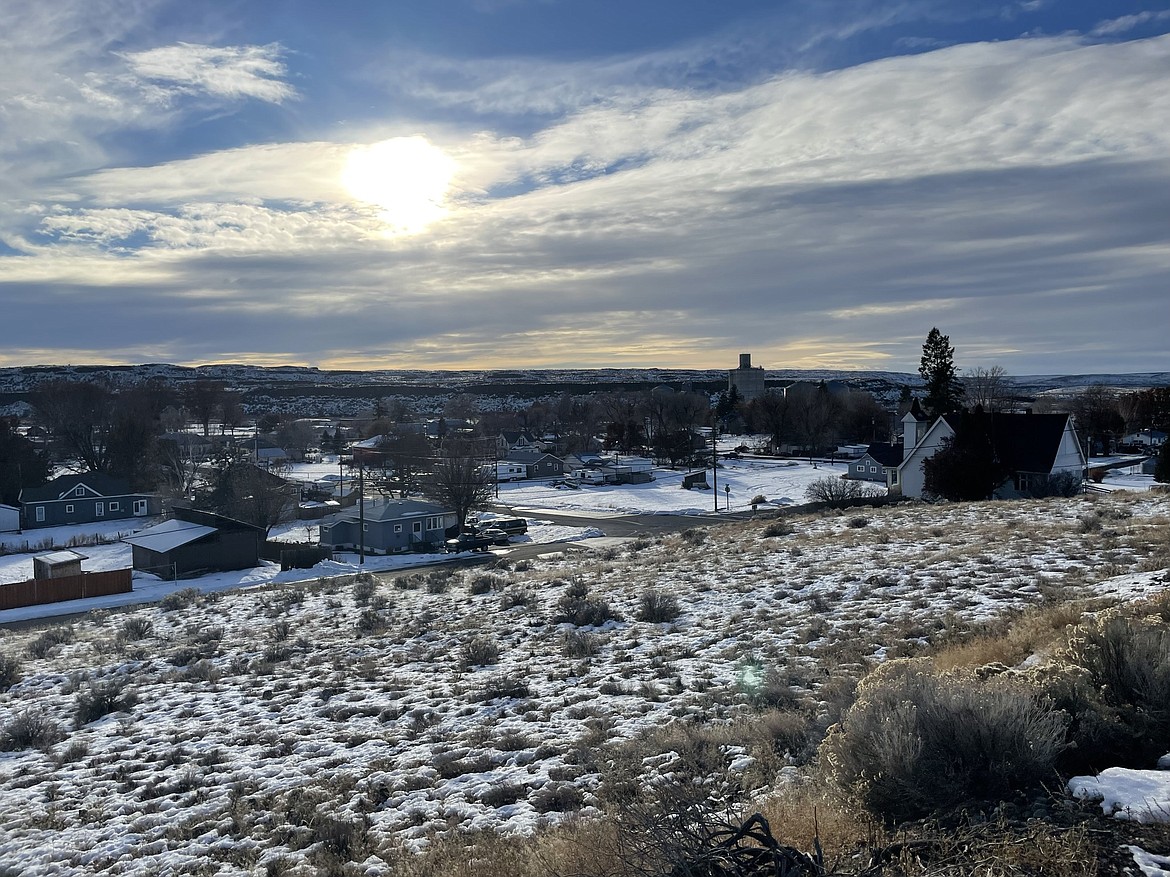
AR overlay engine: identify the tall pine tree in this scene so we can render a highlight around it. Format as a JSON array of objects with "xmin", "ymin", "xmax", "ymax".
[{"xmin": 918, "ymin": 327, "xmax": 964, "ymax": 421}]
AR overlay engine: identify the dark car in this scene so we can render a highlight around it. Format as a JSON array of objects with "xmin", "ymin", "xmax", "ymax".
[
  {"xmin": 445, "ymin": 529, "xmax": 510, "ymax": 553},
  {"xmin": 490, "ymin": 517, "xmax": 528, "ymax": 535}
]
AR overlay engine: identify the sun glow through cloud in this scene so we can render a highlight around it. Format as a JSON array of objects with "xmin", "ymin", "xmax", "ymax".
[{"xmin": 341, "ymin": 136, "xmax": 456, "ymax": 234}]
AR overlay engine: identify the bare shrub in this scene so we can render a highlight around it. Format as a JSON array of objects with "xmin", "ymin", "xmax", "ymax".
[
  {"xmin": 53, "ymin": 739, "xmax": 89, "ymax": 765},
  {"xmin": 0, "ymin": 653, "xmax": 21, "ymax": 691},
  {"xmin": 1052, "ymin": 608, "xmax": 1170, "ymax": 770},
  {"xmin": 27, "ymin": 625, "xmax": 75, "ymax": 658},
  {"xmin": 352, "ymin": 574, "xmax": 377, "ymax": 604},
  {"xmin": 459, "ymin": 636, "xmax": 500, "ymax": 670},
  {"xmin": 478, "ymin": 675, "xmax": 530, "ymax": 701},
  {"xmin": 846, "ymin": 516, "xmax": 870, "ymax": 528},
  {"xmin": 763, "ymin": 520, "xmax": 794, "ymax": 538},
  {"xmin": 0, "ymin": 710, "xmax": 64, "ymax": 751},
  {"xmin": 637, "ymin": 589, "xmax": 681, "ymax": 623},
  {"xmin": 160, "ymin": 587, "xmax": 201, "ymax": 611},
  {"xmin": 555, "ymin": 581, "xmax": 619, "ymax": 627},
  {"xmin": 562, "ymin": 630, "xmax": 600, "ymax": 658},
  {"xmin": 499, "ymin": 588, "xmax": 536, "ymax": 611},
  {"xmin": 75, "ymin": 677, "xmax": 137, "ymax": 727},
  {"xmin": 356, "ymin": 608, "xmax": 388, "ymax": 635},
  {"xmin": 117, "ymin": 616, "xmax": 154, "ymax": 642},
  {"xmin": 469, "ymin": 574, "xmax": 498, "ymax": 595},
  {"xmin": 480, "ymin": 783, "xmax": 527, "ymax": 807},
  {"xmin": 530, "ymin": 781, "xmax": 585, "ymax": 813},
  {"xmin": 1024, "ymin": 471, "xmax": 1084, "ymax": 498},
  {"xmin": 821, "ymin": 658, "xmax": 1067, "ymax": 821},
  {"xmin": 680, "ymin": 528, "xmax": 707, "ymax": 546},
  {"xmin": 805, "ymin": 476, "xmax": 884, "ymax": 503}
]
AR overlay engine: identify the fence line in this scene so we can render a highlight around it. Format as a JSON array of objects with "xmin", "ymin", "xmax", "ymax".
[{"xmin": 0, "ymin": 569, "xmax": 133, "ymax": 610}]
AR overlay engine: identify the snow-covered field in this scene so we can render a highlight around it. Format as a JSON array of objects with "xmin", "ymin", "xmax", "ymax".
[
  {"xmin": 1, "ymin": 485, "xmax": 1168, "ymax": 874},
  {"xmin": 0, "ymin": 458, "xmax": 859, "ymax": 623}
]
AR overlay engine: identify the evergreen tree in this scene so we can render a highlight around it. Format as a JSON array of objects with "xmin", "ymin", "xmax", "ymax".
[
  {"xmin": 1155, "ymin": 441, "xmax": 1170, "ymax": 484},
  {"xmin": 0, "ymin": 418, "xmax": 50, "ymax": 505},
  {"xmin": 918, "ymin": 328, "xmax": 964, "ymax": 421},
  {"xmin": 922, "ymin": 413, "xmax": 1010, "ymax": 501}
]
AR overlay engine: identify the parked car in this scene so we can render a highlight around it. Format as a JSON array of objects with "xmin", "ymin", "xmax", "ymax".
[
  {"xmin": 490, "ymin": 517, "xmax": 528, "ymax": 535},
  {"xmin": 445, "ymin": 529, "xmax": 510, "ymax": 553}
]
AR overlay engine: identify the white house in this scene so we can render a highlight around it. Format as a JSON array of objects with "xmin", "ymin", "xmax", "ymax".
[
  {"xmin": 894, "ymin": 409, "xmax": 1085, "ymax": 499},
  {"xmin": 1, "ymin": 503, "xmax": 22, "ymax": 533}
]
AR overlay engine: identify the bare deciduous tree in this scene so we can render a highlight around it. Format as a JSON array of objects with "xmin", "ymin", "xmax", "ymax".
[
  {"xmin": 964, "ymin": 365, "xmax": 1012, "ymax": 413},
  {"xmin": 422, "ymin": 440, "xmax": 493, "ymax": 534}
]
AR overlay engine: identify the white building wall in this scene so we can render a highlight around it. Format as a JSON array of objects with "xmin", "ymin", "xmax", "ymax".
[
  {"xmin": 897, "ymin": 419, "xmax": 954, "ymax": 499},
  {"xmin": 1052, "ymin": 424, "xmax": 1087, "ymax": 473}
]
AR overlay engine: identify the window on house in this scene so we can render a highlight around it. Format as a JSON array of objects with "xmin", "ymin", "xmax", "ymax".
[
  {"xmin": 891, "ymin": 470, "xmax": 899, "ymax": 484},
  {"xmin": 75, "ymin": 486, "xmax": 85, "ymax": 496},
  {"xmin": 363, "ymin": 523, "xmax": 368, "ymax": 532},
  {"xmin": 66, "ymin": 504, "xmax": 74, "ymax": 514},
  {"xmin": 394, "ymin": 524, "xmax": 402, "ymax": 533},
  {"xmin": 870, "ymin": 466, "xmax": 878, "ymax": 473},
  {"xmin": 413, "ymin": 521, "xmax": 422, "ymax": 534},
  {"xmin": 35, "ymin": 506, "xmax": 45, "ymax": 522},
  {"xmin": 109, "ymin": 501, "xmax": 120, "ymax": 511},
  {"xmin": 95, "ymin": 502, "xmax": 104, "ymax": 517},
  {"xmin": 855, "ymin": 464, "xmax": 865, "ymax": 472}
]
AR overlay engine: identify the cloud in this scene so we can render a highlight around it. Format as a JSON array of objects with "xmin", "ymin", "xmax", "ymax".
[
  {"xmin": 1091, "ymin": 10, "xmax": 1170, "ymax": 37},
  {"xmin": 3, "ymin": 26, "xmax": 1170, "ymax": 372},
  {"xmin": 121, "ymin": 42, "xmax": 296, "ymax": 103}
]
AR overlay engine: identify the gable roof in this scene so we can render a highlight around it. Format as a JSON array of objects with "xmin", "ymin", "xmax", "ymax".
[
  {"xmin": 863, "ymin": 442, "xmax": 903, "ymax": 468},
  {"xmin": 20, "ymin": 473, "xmax": 136, "ymax": 503},
  {"xmin": 943, "ymin": 411, "xmax": 1073, "ymax": 473},
  {"xmin": 334, "ymin": 498, "xmax": 451, "ymax": 523},
  {"xmin": 122, "ymin": 519, "xmax": 217, "ymax": 553}
]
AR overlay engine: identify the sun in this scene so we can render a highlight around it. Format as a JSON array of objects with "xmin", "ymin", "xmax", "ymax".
[{"xmin": 341, "ymin": 136, "xmax": 456, "ymax": 234}]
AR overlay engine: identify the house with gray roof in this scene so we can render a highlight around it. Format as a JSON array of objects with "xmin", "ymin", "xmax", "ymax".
[
  {"xmin": 321, "ymin": 498, "xmax": 456, "ymax": 554},
  {"xmin": 846, "ymin": 442, "xmax": 903, "ymax": 483}
]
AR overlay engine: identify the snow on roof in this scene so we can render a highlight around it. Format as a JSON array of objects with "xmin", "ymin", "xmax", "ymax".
[
  {"xmin": 35, "ymin": 550, "xmax": 88, "ymax": 565},
  {"xmin": 122, "ymin": 518, "xmax": 217, "ymax": 553}
]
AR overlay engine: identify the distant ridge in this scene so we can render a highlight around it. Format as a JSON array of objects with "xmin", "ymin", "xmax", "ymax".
[{"xmin": 1, "ymin": 364, "xmax": 1166, "ymax": 419}]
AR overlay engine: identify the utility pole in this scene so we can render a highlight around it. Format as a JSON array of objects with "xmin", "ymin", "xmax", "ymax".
[
  {"xmin": 358, "ymin": 462, "xmax": 365, "ymax": 565},
  {"xmin": 711, "ymin": 418, "xmax": 719, "ymax": 513}
]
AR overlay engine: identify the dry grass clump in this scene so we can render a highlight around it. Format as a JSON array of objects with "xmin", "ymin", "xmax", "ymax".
[
  {"xmin": 637, "ymin": 588, "xmax": 681, "ymax": 623},
  {"xmin": 931, "ymin": 601, "xmax": 1089, "ymax": 671}
]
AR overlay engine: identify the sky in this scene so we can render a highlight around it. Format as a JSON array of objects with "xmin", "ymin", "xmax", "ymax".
[{"xmin": 2, "ymin": 0, "xmax": 1169, "ymax": 376}]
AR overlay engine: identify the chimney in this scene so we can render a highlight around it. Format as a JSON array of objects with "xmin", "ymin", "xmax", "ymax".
[{"xmin": 739, "ymin": 353, "xmax": 752, "ymax": 369}]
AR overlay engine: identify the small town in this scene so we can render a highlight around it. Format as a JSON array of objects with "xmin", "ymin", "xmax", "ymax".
[{"xmin": 2, "ymin": 1, "xmax": 1169, "ymax": 874}]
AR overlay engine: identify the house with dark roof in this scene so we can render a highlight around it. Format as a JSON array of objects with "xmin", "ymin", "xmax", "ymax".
[
  {"xmin": 122, "ymin": 507, "xmax": 263, "ymax": 579},
  {"xmin": 895, "ymin": 410, "xmax": 1085, "ymax": 499},
  {"xmin": 320, "ymin": 498, "xmax": 457, "ymax": 554},
  {"xmin": 19, "ymin": 474, "xmax": 159, "ymax": 530},
  {"xmin": 502, "ymin": 447, "xmax": 566, "ymax": 480},
  {"xmin": 846, "ymin": 442, "xmax": 904, "ymax": 483}
]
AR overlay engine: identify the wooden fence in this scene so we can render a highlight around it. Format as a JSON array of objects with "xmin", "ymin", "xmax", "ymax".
[
  {"xmin": 0, "ymin": 568, "xmax": 133, "ymax": 611},
  {"xmin": 261, "ymin": 541, "xmax": 333, "ymax": 571}
]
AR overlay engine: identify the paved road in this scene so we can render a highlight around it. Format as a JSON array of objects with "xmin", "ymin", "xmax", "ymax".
[{"xmin": 371, "ymin": 507, "xmax": 745, "ymax": 584}]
